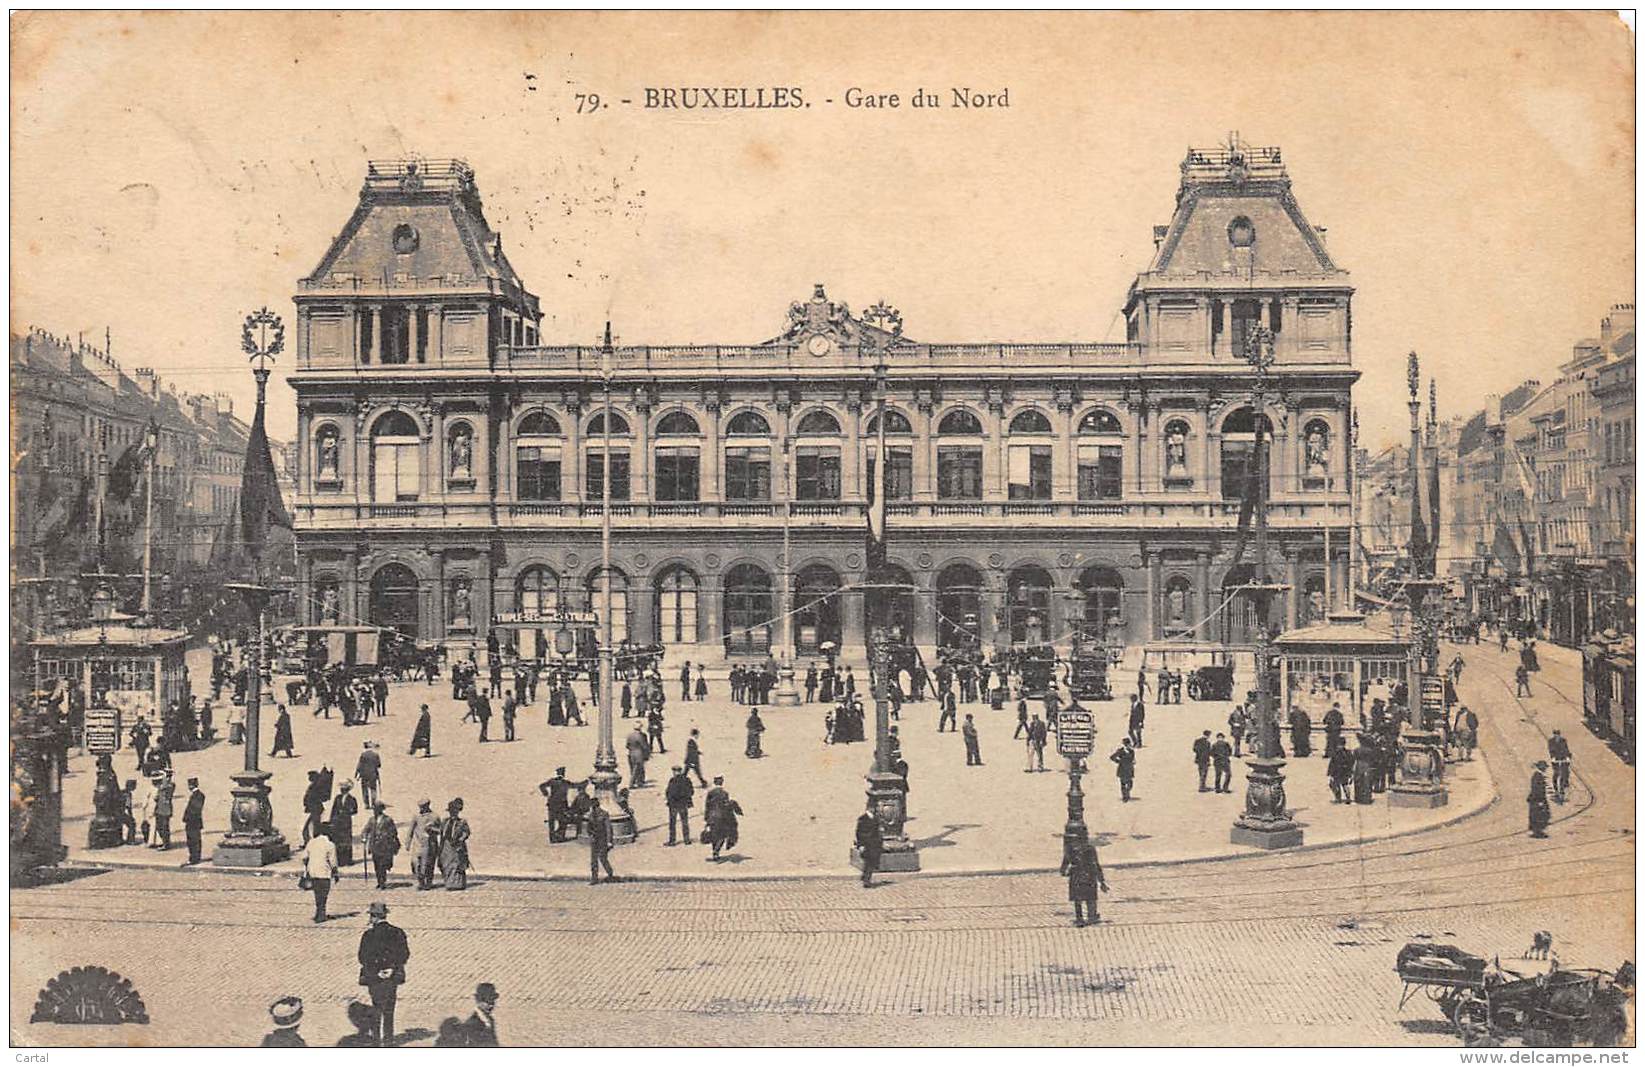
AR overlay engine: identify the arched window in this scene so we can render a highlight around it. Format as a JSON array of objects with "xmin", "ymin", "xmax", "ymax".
[
  {"xmin": 1220, "ymin": 408, "xmax": 1274, "ymax": 501},
  {"xmin": 314, "ymin": 423, "xmax": 341, "ymax": 484},
  {"xmin": 1078, "ymin": 409, "xmax": 1123, "ymax": 435},
  {"xmin": 517, "ymin": 410, "xmax": 561, "ymax": 436},
  {"xmin": 725, "ymin": 411, "xmax": 771, "ymax": 436},
  {"xmin": 445, "ymin": 421, "xmax": 474, "ymax": 483},
  {"xmin": 517, "ymin": 410, "xmax": 562, "ymax": 501},
  {"xmin": 938, "ymin": 408, "xmax": 984, "ymax": 436},
  {"xmin": 371, "ymin": 411, "xmax": 421, "ymax": 502},
  {"xmin": 1008, "ymin": 409, "xmax": 1053, "ymax": 435},
  {"xmin": 724, "ymin": 412, "xmax": 773, "ymax": 500},
  {"xmin": 864, "ymin": 409, "xmax": 913, "ymax": 435},
  {"xmin": 656, "ymin": 410, "xmax": 700, "ymax": 436},
  {"xmin": 585, "ymin": 567, "xmax": 629, "ymax": 643},
  {"xmin": 795, "ymin": 410, "xmax": 841, "ymax": 435},
  {"xmin": 586, "ymin": 411, "xmax": 630, "ymax": 436},
  {"xmin": 654, "ymin": 566, "xmax": 699, "ymax": 646},
  {"xmin": 723, "ymin": 563, "xmax": 773, "ymax": 655}
]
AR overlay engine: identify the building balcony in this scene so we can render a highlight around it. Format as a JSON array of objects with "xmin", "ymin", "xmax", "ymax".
[{"xmin": 295, "ymin": 495, "xmax": 1352, "ymax": 533}]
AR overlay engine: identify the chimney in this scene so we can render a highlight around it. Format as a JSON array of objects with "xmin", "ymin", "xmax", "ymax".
[
  {"xmin": 212, "ymin": 391, "xmax": 233, "ymax": 417},
  {"xmin": 1152, "ymin": 225, "xmax": 1169, "ymax": 248},
  {"xmin": 135, "ymin": 367, "xmax": 158, "ymax": 398}
]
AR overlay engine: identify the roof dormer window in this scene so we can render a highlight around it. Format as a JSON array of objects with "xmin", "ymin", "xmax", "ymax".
[{"xmin": 392, "ymin": 223, "xmax": 419, "ymax": 254}]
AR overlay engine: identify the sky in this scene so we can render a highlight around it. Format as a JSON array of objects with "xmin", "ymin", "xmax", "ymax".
[{"xmin": 10, "ymin": 11, "xmax": 1635, "ymax": 448}]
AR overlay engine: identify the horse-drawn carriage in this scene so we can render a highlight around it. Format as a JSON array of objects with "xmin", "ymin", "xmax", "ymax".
[{"xmin": 1396, "ymin": 942, "xmax": 1632, "ymax": 1046}]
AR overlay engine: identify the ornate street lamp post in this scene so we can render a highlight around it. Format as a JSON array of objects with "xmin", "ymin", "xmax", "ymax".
[
  {"xmin": 591, "ymin": 324, "xmax": 636, "ymax": 842},
  {"xmin": 214, "ymin": 308, "xmax": 291, "ymax": 867},
  {"xmin": 1393, "ymin": 355, "xmax": 1449, "ymax": 807},
  {"xmin": 773, "ymin": 409, "xmax": 801, "ymax": 706},
  {"xmin": 1230, "ymin": 324, "xmax": 1303, "ymax": 849},
  {"xmin": 853, "ymin": 302, "xmax": 919, "ymax": 873}
]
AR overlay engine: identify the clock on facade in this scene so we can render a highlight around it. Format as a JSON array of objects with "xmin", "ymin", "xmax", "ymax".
[{"xmin": 806, "ymin": 334, "xmax": 831, "ymax": 357}]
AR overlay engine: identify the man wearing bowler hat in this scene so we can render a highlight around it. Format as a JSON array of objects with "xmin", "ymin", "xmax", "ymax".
[
  {"xmin": 463, "ymin": 983, "xmax": 500, "ymax": 1046},
  {"xmin": 357, "ymin": 901, "xmax": 410, "ymax": 1047}
]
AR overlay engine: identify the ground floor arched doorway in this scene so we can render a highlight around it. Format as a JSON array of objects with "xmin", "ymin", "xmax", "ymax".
[
  {"xmin": 653, "ymin": 566, "xmax": 700, "ymax": 647},
  {"xmin": 937, "ymin": 564, "xmax": 984, "ymax": 651},
  {"xmin": 1006, "ymin": 564, "xmax": 1054, "ymax": 644},
  {"xmin": 724, "ymin": 563, "xmax": 774, "ymax": 656},
  {"xmin": 1076, "ymin": 566, "xmax": 1125, "ymax": 644},
  {"xmin": 867, "ymin": 563, "xmax": 916, "ymax": 642},
  {"xmin": 793, "ymin": 564, "xmax": 843, "ymax": 656},
  {"xmin": 370, "ymin": 562, "xmax": 420, "ymax": 639}
]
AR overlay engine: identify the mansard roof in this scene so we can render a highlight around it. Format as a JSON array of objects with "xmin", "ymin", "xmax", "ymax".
[
  {"xmin": 302, "ymin": 159, "xmax": 538, "ymax": 317},
  {"xmin": 1146, "ymin": 141, "xmax": 1343, "ymax": 279}
]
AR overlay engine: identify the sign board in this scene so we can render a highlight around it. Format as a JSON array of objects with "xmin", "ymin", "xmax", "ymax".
[
  {"xmin": 84, "ymin": 706, "xmax": 121, "ymax": 754},
  {"xmin": 493, "ymin": 610, "xmax": 599, "ymax": 627},
  {"xmin": 1419, "ymin": 675, "xmax": 1445, "ymax": 728},
  {"xmin": 1056, "ymin": 708, "xmax": 1096, "ymax": 758}
]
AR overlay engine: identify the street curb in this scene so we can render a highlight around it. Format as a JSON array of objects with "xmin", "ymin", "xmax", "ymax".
[{"xmin": 58, "ymin": 762, "xmax": 1500, "ymax": 884}]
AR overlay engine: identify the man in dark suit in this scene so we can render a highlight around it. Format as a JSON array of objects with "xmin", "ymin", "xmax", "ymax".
[
  {"xmin": 854, "ymin": 805, "xmax": 883, "ymax": 888},
  {"xmin": 665, "ymin": 766, "xmax": 694, "ymax": 846},
  {"xmin": 1192, "ymin": 730, "xmax": 1213, "ymax": 792},
  {"xmin": 475, "ymin": 690, "xmax": 494, "ymax": 742},
  {"xmin": 182, "ymin": 777, "xmax": 206, "ymax": 863},
  {"xmin": 357, "ymin": 901, "xmax": 410, "ymax": 1047},
  {"xmin": 463, "ymin": 983, "xmax": 500, "ymax": 1046}
]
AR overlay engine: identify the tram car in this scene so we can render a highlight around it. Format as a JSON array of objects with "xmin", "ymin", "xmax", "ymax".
[
  {"xmin": 1582, "ymin": 632, "xmax": 1634, "ymax": 763},
  {"xmin": 1067, "ymin": 625, "xmax": 1117, "ymax": 700}
]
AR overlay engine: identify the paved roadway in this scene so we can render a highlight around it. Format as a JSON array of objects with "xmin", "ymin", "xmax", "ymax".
[{"xmin": 11, "ymin": 637, "xmax": 1634, "ymax": 1047}]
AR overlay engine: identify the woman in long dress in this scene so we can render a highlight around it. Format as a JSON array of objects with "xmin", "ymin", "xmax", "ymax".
[
  {"xmin": 745, "ymin": 709, "xmax": 766, "ymax": 759},
  {"xmin": 438, "ymin": 798, "xmax": 470, "ymax": 890}
]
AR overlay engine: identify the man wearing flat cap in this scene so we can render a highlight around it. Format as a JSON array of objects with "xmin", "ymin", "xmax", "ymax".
[{"xmin": 357, "ymin": 901, "xmax": 410, "ymax": 1047}]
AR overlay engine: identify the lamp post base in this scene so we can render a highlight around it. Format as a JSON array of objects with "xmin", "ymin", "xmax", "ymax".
[
  {"xmin": 856, "ymin": 769, "xmax": 919, "ymax": 871},
  {"xmin": 587, "ymin": 764, "xmax": 637, "ymax": 844},
  {"xmin": 773, "ymin": 659, "xmax": 802, "ymax": 706},
  {"xmin": 212, "ymin": 769, "xmax": 289, "ymax": 867},
  {"xmin": 1392, "ymin": 728, "xmax": 1449, "ymax": 808},
  {"xmin": 1231, "ymin": 756, "xmax": 1304, "ymax": 849}
]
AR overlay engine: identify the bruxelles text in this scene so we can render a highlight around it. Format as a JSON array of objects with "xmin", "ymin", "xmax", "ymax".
[{"xmin": 641, "ymin": 87, "xmax": 1010, "ymax": 109}]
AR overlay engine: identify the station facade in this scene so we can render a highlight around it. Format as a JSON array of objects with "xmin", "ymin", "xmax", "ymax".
[{"xmin": 289, "ymin": 145, "xmax": 1358, "ymax": 661}]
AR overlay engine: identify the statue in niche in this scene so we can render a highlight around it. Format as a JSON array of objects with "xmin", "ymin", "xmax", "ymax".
[
  {"xmin": 449, "ymin": 426, "xmax": 473, "ymax": 480},
  {"xmin": 1167, "ymin": 583, "xmax": 1188, "ymax": 625},
  {"xmin": 319, "ymin": 586, "xmax": 339, "ymax": 624},
  {"xmin": 317, "ymin": 429, "xmax": 340, "ymax": 479},
  {"xmin": 1165, "ymin": 425, "xmax": 1188, "ymax": 473},
  {"xmin": 1305, "ymin": 424, "xmax": 1329, "ymax": 475},
  {"xmin": 452, "ymin": 582, "xmax": 472, "ymax": 626},
  {"xmin": 1309, "ymin": 588, "xmax": 1326, "ymax": 623}
]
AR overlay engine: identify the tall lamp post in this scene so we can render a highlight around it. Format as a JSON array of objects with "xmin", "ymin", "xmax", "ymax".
[
  {"xmin": 1393, "ymin": 355, "xmax": 1449, "ymax": 807},
  {"xmin": 591, "ymin": 323, "xmax": 636, "ymax": 842},
  {"xmin": 853, "ymin": 302, "xmax": 919, "ymax": 873},
  {"xmin": 214, "ymin": 309, "xmax": 291, "ymax": 867},
  {"xmin": 774, "ymin": 400, "xmax": 801, "ymax": 705},
  {"xmin": 1230, "ymin": 324, "xmax": 1303, "ymax": 849}
]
